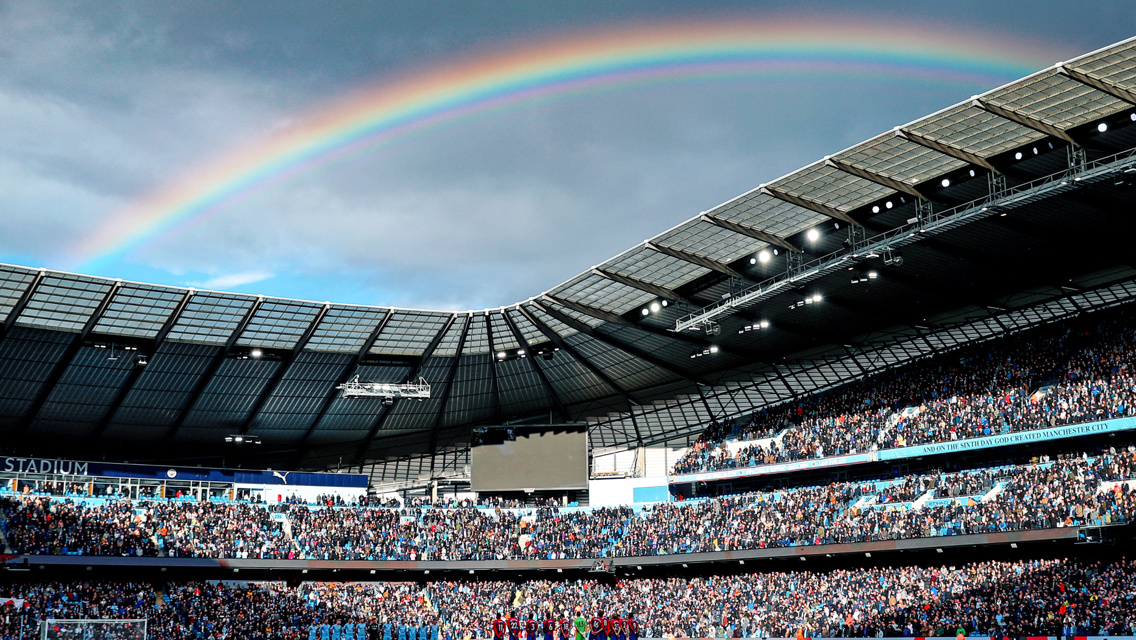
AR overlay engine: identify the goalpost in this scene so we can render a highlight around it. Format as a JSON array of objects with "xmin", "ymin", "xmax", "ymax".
[{"xmin": 39, "ymin": 619, "xmax": 147, "ymax": 640}]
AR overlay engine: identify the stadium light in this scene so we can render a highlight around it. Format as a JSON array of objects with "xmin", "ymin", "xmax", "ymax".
[
  {"xmin": 749, "ymin": 257, "xmax": 756, "ymax": 265},
  {"xmin": 871, "ymin": 205, "xmax": 880, "ymax": 213},
  {"xmin": 885, "ymin": 201, "xmax": 893, "ymax": 209},
  {"xmin": 1015, "ymin": 151, "xmax": 1023, "ymax": 160},
  {"xmin": 641, "ymin": 308, "xmax": 649, "ymax": 316},
  {"xmin": 660, "ymin": 299, "xmax": 668, "ymax": 307},
  {"xmin": 709, "ymin": 345, "xmax": 719, "ymax": 354},
  {"xmin": 250, "ymin": 349, "xmax": 263, "ymax": 358},
  {"xmin": 1098, "ymin": 122, "xmax": 1109, "ymax": 133},
  {"xmin": 758, "ymin": 249, "xmax": 771, "ymax": 263},
  {"xmin": 649, "ymin": 302, "xmax": 661, "ymax": 313},
  {"xmin": 941, "ymin": 178, "xmax": 950, "ymax": 188},
  {"xmin": 806, "ymin": 228, "xmax": 820, "ymax": 242}
]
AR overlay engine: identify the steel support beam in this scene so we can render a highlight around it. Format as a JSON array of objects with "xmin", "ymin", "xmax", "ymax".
[
  {"xmin": 972, "ymin": 98, "xmax": 1077, "ymax": 145},
  {"xmin": 426, "ymin": 314, "xmax": 472, "ymax": 476},
  {"xmin": 698, "ymin": 214, "xmax": 803, "ymax": 253},
  {"xmin": 896, "ymin": 128, "xmax": 997, "ymax": 172},
  {"xmin": 825, "ymin": 158, "xmax": 928, "ymax": 200},
  {"xmin": 0, "ymin": 269, "xmax": 44, "ymax": 342},
  {"xmin": 501, "ymin": 310, "xmax": 570, "ymax": 421},
  {"xmin": 533, "ymin": 299, "xmax": 711, "ymax": 387},
  {"xmin": 296, "ymin": 310, "xmax": 394, "ymax": 459},
  {"xmin": 354, "ymin": 314, "xmax": 456, "ymax": 468},
  {"xmin": 165, "ymin": 297, "xmax": 264, "ymax": 442},
  {"xmin": 644, "ymin": 241, "xmax": 748, "ymax": 280},
  {"xmin": 1058, "ymin": 65, "xmax": 1136, "ymax": 106},
  {"xmin": 18, "ymin": 281, "xmax": 122, "ymax": 435},
  {"xmin": 761, "ymin": 186, "xmax": 859, "ymax": 226},
  {"xmin": 482, "ymin": 312, "xmax": 504, "ymax": 423},
  {"xmin": 592, "ymin": 268, "xmax": 700, "ymax": 307},
  {"xmin": 516, "ymin": 304, "xmax": 643, "ymax": 405},
  {"xmin": 92, "ymin": 289, "xmax": 195, "ymax": 440},
  {"xmin": 239, "ymin": 304, "xmax": 331, "ymax": 435}
]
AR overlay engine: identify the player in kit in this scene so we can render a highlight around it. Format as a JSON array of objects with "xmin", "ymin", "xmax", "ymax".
[
  {"xmin": 608, "ymin": 615, "xmax": 624, "ymax": 640},
  {"xmin": 526, "ymin": 614, "xmax": 539, "ymax": 640},
  {"xmin": 542, "ymin": 610, "xmax": 556, "ymax": 640},
  {"xmin": 508, "ymin": 612, "xmax": 522, "ymax": 640},
  {"xmin": 626, "ymin": 613, "xmax": 639, "ymax": 640},
  {"xmin": 558, "ymin": 611, "xmax": 573, "ymax": 640},
  {"xmin": 492, "ymin": 614, "xmax": 508, "ymax": 640},
  {"xmin": 589, "ymin": 610, "xmax": 606, "ymax": 640}
]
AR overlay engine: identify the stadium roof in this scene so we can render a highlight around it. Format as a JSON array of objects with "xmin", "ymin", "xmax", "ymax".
[{"xmin": 4, "ymin": 37, "xmax": 1136, "ymax": 471}]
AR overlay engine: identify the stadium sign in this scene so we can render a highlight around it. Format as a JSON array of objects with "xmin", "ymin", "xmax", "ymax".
[
  {"xmin": 2, "ymin": 458, "xmax": 88, "ymax": 475},
  {"xmin": 669, "ymin": 416, "xmax": 1136, "ymax": 484}
]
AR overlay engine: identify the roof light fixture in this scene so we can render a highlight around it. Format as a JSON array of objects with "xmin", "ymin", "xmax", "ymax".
[
  {"xmin": 758, "ymin": 250, "xmax": 771, "ymax": 263},
  {"xmin": 806, "ymin": 228, "xmax": 820, "ymax": 242}
]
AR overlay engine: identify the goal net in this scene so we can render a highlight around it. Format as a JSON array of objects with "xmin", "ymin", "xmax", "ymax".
[{"xmin": 40, "ymin": 619, "xmax": 147, "ymax": 640}]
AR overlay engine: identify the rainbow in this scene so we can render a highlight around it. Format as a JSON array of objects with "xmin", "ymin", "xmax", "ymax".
[{"xmin": 72, "ymin": 17, "xmax": 1055, "ymax": 270}]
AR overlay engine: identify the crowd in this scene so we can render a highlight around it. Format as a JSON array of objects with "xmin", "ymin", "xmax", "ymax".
[
  {"xmin": 672, "ymin": 305, "xmax": 1136, "ymax": 475},
  {"xmin": 4, "ymin": 556, "xmax": 1136, "ymax": 638},
  {"xmin": 3, "ymin": 447, "xmax": 1134, "ymax": 562}
]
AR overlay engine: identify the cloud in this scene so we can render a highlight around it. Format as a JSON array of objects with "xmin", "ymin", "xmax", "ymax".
[{"xmin": 189, "ymin": 271, "xmax": 275, "ymax": 290}]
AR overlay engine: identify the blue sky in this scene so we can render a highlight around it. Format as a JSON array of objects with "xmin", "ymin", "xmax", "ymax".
[{"xmin": 1, "ymin": 1, "xmax": 1134, "ymax": 310}]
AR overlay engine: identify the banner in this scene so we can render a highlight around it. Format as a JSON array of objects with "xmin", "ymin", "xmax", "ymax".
[{"xmin": 669, "ymin": 416, "xmax": 1136, "ymax": 485}]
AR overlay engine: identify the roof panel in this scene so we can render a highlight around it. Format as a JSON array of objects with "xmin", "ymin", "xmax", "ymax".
[
  {"xmin": 526, "ymin": 305, "xmax": 577, "ymax": 338},
  {"xmin": 654, "ymin": 219, "xmax": 757, "ymax": 264},
  {"xmin": 984, "ymin": 68, "xmax": 1129, "ymax": 130},
  {"xmin": 236, "ymin": 300, "xmax": 323, "ymax": 350},
  {"xmin": 0, "ymin": 266, "xmax": 37, "ymax": 325},
  {"xmin": 601, "ymin": 246, "xmax": 709, "ymax": 291},
  {"xmin": 433, "ymin": 314, "xmax": 469, "ymax": 357},
  {"xmin": 1067, "ymin": 39, "xmax": 1136, "ymax": 93},
  {"xmin": 554, "ymin": 273, "xmax": 653, "ymax": 315},
  {"xmin": 488, "ymin": 312, "xmax": 519, "ymax": 351},
  {"xmin": 307, "ymin": 306, "xmax": 388, "ymax": 353},
  {"xmin": 905, "ymin": 103, "xmax": 1045, "ymax": 158},
  {"xmin": 463, "ymin": 313, "xmax": 489, "ymax": 356},
  {"xmin": 769, "ymin": 162, "xmax": 894, "ymax": 212},
  {"xmin": 16, "ymin": 275, "xmax": 113, "ymax": 332},
  {"xmin": 166, "ymin": 293, "xmax": 256, "ymax": 346},
  {"xmin": 711, "ymin": 191, "xmax": 826, "ymax": 239},
  {"xmin": 93, "ymin": 284, "xmax": 184, "ymax": 339},
  {"xmin": 505, "ymin": 308, "xmax": 545, "ymax": 346},
  {"xmin": 369, "ymin": 310, "xmax": 450, "ymax": 356},
  {"xmin": 835, "ymin": 133, "xmax": 967, "ymax": 186}
]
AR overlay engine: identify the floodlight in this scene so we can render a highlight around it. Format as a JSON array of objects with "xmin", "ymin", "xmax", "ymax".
[
  {"xmin": 649, "ymin": 302, "xmax": 661, "ymax": 313},
  {"xmin": 941, "ymin": 178, "xmax": 950, "ymax": 188},
  {"xmin": 969, "ymin": 169, "xmax": 976, "ymax": 177},
  {"xmin": 749, "ymin": 257, "xmax": 756, "ymax": 265},
  {"xmin": 758, "ymin": 250, "xmax": 771, "ymax": 263},
  {"xmin": 641, "ymin": 308, "xmax": 649, "ymax": 316},
  {"xmin": 660, "ymin": 300, "xmax": 668, "ymax": 307},
  {"xmin": 760, "ymin": 320, "xmax": 770, "ymax": 329},
  {"xmin": 225, "ymin": 436, "xmax": 234, "ymax": 442},
  {"xmin": 885, "ymin": 201, "xmax": 893, "ymax": 209},
  {"xmin": 867, "ymin": 271, "xmax": 878, "ymax": 279},
  {"xmin": 1131, "ymin": 113, "xmax": 1136, "ymax": 122},
  {"xmin": 871, "ymin": 205, "xmax": 880, "ymax": 213},
  {"xmin": 1015, "ymin": 151, "xmax": 1023, "ymax": 160},
  {"xmin": 497, "ymin": 351, "xmax": 506, "ymax": 358},
  {"xmin": 709, "ymin": 345, "xmax": 719, "ymax": 354},
  {"xmin": 234, "ymin": 436, "xmax": 243, "ymax": 443},
  {"xmin": 250, "ymin": 349, "xmax": 263, "ymax": 358},
  {"xmin": 806, "ymin": 228, "xmax": 819, "ymax": 242},
  {"xmin": 812, "ymin": 293, "xmax": 823, "ymax": 302},
  {"xmin": 1098, "ymin": 122, "xmax": 1109, "ymax": 133},
  {"xmin": 517, "ymin": 350, "xmax": 525, "ymax": 356}
]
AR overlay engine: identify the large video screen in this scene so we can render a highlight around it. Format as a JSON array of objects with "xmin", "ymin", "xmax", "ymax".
[{"xmin": 470, "ymin": 424, "xmax": 588, "ymax": 491}]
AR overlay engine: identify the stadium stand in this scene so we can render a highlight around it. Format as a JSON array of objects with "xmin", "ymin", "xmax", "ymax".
[
  {"xmin": 2, "ymin": 446, "xmax": 1133, "ymax": 560},
  {"xmin": 3, "ymin": 558, "xmax": 1136, "ymax": 639},
  {"xmin": 672, "ymin": 305, "xmax": 1136, "ymax": 475}
]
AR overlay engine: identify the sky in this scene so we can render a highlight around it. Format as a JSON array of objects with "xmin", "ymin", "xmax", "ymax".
[{"xmin": 1, "ymin": 1, "xmax": 1134, "ymax": 311}]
